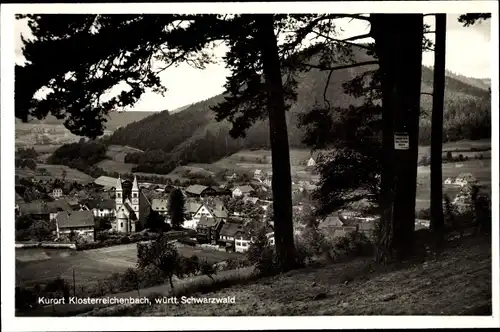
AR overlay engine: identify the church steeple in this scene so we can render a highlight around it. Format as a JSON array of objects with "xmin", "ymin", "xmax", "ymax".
[
  {"xmin": 115, "ymin": 174, "xmax": 123, "ymax": 206},
  {"xmin": 116, "ymin": 174, "xmax": 123, "ymax": 191},
  {"xmin": 132, "ymin": 175, "xmax": 139, "ymax": 191}
]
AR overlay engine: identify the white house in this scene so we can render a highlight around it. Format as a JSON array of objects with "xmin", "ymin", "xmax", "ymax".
[
  {"xmin": 52, "ymin": 187, "xmax": 64, "ymax": 199},
  {"xmin": 151, "ymin": 198, "xmax": 169, "ymax": 216},
  {"xmin": 83, "ymin": 199, "xmax": 116, "ymax": 218},
  {"xmin": 232, "ymin": 185, "xmax": 255, "ymax": 198},
  {"xmin": 306, "ymin": 157, "xmax": 316, "ymax": 167},
  {"xmin": 234, "ymin": 229, "xmax": 275, "ymax": 253},
  {"xmin": 444, "ymin": 177, "xmax": 454, "ymax": 185}
]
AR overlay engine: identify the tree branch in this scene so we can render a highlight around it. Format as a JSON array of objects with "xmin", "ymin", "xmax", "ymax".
[
  {"xmin": 323, "ymin": 69, "xmax": 334, "ymax": 109},
  {"xmin": 311, "ymin": 30, "xmax": 374, "ymax": 51},
  {"xmin": 343, "ymin": 33, "xmax": 372, "ymax": 42},
  {"xmin": 302, "ymin": 60, "xmax": 379, "ymax": 72}
]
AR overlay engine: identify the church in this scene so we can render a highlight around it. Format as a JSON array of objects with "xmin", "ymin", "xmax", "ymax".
[{"xmin": 113, "ymin": 175, "xmax": 151, "ymax": 234}]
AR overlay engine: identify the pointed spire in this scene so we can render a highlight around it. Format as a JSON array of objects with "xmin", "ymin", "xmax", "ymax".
[
  {"xmin": 132, "ymin": 175, "xmax": 139, "ymax": 191},
  {"xmin": 116, "ymin": 174, "xmax": 122, "ymax": 191}
]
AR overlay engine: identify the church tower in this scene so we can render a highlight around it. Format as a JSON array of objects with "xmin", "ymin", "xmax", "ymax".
[
  {"xmin": 131, "ymin": 175, "xmax": 140, "ymax": 219},
  {"xmin": 115, "ymin": 174, "xmax": 123, "ymax": 208}
]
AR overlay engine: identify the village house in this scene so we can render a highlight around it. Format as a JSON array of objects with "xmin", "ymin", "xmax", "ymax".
[
  {"xmin": 82, "ymin": 198, "xmax": 116, "ymax": 218},
  {"xmin": 185, "ymin": 184, "xmax": 217, "ymax": 198},
  {"xmin": 253, "ymin": 169, "xmax": 263, "ymax": 180},
  {"xmin": 196, "ymin": 216, "xmax": 224, "ymax": 244},
  {"xmin": 234, "ymin": 225, "xmax": 274, "ymax": 253},
  {"xmin": 232, "ymin": 185, "xmax": 255, "ymax": 198},
  {"xmin": 17, "ymin": 199, "xmax": 75, "ymax": 222},
  {"xmin": 192, "ymin": 198, "xmax": 229, "ymax": 226},
  {"xmin": 55, "ymin": 210, "xmax": 95, "ymax": 242},
  {"xmin": 243, "ymin": 196, "xmax": 259, "ymax": 205},
  {"xmin": 183, "ymin": 199, "xmax": 203, "ymax": 229},
  {"xmin": 51, "ymin": 186, "xmax": 64, "ymax": 199},
  {"xmin": 218, "ymin": 221, "xmax": 245, "ymax": 251},
  {"xmin": 444, "ymin": 177, "xmax": 454, "ymax": 185},
  {"xmin": 225, "ymin": 172, "xmax": 238, "ymax": 181},
  {"xmin": 306, "ymin": 157, "xmax": 316, "ymax": 167},
  {"xmin": 151, "ymin": 198, "xmax": 169, "ymax": 217}
]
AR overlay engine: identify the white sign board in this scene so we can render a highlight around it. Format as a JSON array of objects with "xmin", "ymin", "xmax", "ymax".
[{"xmin": 394, "ymin": 132, "xmax": 410, "ymax": 150}]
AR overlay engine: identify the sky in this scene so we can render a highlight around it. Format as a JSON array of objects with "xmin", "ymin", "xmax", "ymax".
[{"xmin": 15, "ymin": 14, "xmax": 492, "ymax": 112}]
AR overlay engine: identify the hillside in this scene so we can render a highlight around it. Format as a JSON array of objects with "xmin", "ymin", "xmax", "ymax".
[
  {"xmin": 16, "ymin": 111, "xmax": 156, "ymax": 131},
  {"xmin": 105, "ymin": 45, "xmax": 491, "ymax": 170}
]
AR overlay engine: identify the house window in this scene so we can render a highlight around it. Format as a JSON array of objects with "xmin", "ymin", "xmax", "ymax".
[
  {"xmin": 133, "ymin": 193, "xmax": 138, "ymax": 198},
  {"xmin": 117, "ymin": 193, "xmax": 121, "ymax": 198},
  {"xmin": 120, "ymin": 222, "xmax": 123, "ymax": 228}
]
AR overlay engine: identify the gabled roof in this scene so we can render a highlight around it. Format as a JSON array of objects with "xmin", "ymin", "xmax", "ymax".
[
  {"xmin": 56, "ymin": 211, "xmax": 94, "ymax": 228},
  {"xmin": 197, "ymin": 215, "xmax": 219, "ymax": 228},
  {"xmin": 18, "ymin": 202, "xmax": 49, "ymax": 215},
  {"xmin": 234, "ymin": 185, "xmax": 254, "ymax": 193},
  {"xmin": 185, "ymin": 184, "xmax": 210, "ymax": 195},
  {"xmin": 84, "ymin": 199, "xmax": 115, "ymax": 210},
  {"xmin": 243, "ymin": 196, "xmax": 259, "ymax": 204},
  {"xmin": 47, "ymin": 199, "xmax": 73, "ymax": 213},
  {"xmin": 219, "ymin": 222, "xmax": 245, "ymax": 237},
  {"xmin": 201, "ymin": 198, "xmax": 228, "ymax": 219},
  {"xmin": 94, "ymin": 176, "xmax": 119, "ymax": 189},
  {"xmin": 185, "ymin": 199, "xmax": 202, "ymax": 214}
]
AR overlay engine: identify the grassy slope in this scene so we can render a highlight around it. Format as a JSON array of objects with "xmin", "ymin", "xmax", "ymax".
[
  {"xmin": 15, "ymin": 243, "xmax": 243, "ymax": 287},
  {"xmin": 15, "ymin": 164, "xmax": 94, "ymax": 183},
  {"xmin": 15, "ymin": 111, "xmax": 156, "ymax": 131},
  {"xmin": 87, "ymin": 235, "xmax": 491, "ymax": 316}
]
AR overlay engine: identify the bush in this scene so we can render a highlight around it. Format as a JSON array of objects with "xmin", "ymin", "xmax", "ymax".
[
  {"xmin": 178, "ymin": 237, "xmax": 197, "ymax": 246},
  {"xmin": 417, "ymin": 208, "xmax": 431, "ymax": 220},
  {"xmin": 333, "ymin": 231, "xmax": 374, "ymax": 258},
  {"xmin": 247, "ymin": 227, "xmax": 277, "ymax": 276}
]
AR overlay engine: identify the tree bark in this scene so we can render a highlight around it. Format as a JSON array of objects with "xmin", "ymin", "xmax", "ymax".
[
  {"xmin": 430, "ymin": 14, "xmax": 447, "ymax": 243},
  {"xmin": 371, "ymin": 14, "xmax": 424, "ymax": 262},
  {"xmin": 255, "ymin": 15, "xmax": 297, "ymax": 272}
]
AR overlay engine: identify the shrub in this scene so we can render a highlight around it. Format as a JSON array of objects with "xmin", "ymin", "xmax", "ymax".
[
  {"xmin": 417, "ymin": 208, "xmax": 431, "ymax": 220},
  {"xmin": 120, "ymin": 236, "xmax": 131, "ymax": 244},
  {"xmin": 247, "ymin": 227, "xmax": 276, "ymax": 276},
  {"xmin": 178, "ymin": 237, "xmax": 197, "ymax": 246},
  {"xmin": 333, "ymin": 231, "xmax": 374, "ymax": 258},
  {"xmin": 138, "ymin": 265, "xmax": 166, "ymax": 288},
  {"xmin": 199, "ymin": 259, "xmax": 217, "ymax": 282}
]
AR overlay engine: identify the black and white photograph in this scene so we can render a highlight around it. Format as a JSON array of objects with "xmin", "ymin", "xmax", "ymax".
[{"xmin": 1, "ymin": 1, "xmax": 499, "ymax": 330}]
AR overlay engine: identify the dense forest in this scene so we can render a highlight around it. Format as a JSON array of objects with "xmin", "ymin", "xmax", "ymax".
[{"xmin": 52, "ymin": 45, "xmax": 490, "ymax": 175}]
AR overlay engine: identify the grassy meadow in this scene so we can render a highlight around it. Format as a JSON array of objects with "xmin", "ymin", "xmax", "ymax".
[{"xmin": 16, "ymin": 243, "xmax": 243, "ymax": 287}]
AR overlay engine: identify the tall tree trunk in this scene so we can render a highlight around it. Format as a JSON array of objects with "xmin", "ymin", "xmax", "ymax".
[
  {"xmin": 255, "ymin": 14, "xmax": 296, "ymax": 272},
  {"xmin": 371, "ymin": 14, "xmax": 424, "ymax": 262},
  {"xmin": 430, "ymin": 14, "xmax": 447, "ymax": 243}
]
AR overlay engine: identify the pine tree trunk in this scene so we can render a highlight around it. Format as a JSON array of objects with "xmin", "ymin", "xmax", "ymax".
[
  {"xmin": 372, "ymin": 14, "xmax": 424, "ymax": 262},
  {"xmin": 430, "ymin": 14, "xmax": 447, "ymax": 243},
  {"xmin": 255, "ymin": 15, "xmax": 297, "ymax": 272}
]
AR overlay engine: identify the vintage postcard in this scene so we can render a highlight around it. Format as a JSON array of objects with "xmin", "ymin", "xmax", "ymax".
[{"xmin": 1, "ymin": 1, "xmax": 498, "ymax": 331}]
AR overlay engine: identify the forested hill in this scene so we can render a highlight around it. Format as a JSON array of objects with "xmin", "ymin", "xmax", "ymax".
[
  {"xmin": 105, "ymin": 46, "xmax": 491, "ymax": 170},
  {"xmin": 15, "ymin": 111, "xmax": 156, "ymax": 131}
]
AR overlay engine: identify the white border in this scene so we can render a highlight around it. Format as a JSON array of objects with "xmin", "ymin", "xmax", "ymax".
[{"xmin": 1, "ymin": 1, "xmax": 499, "ymax": 331}]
